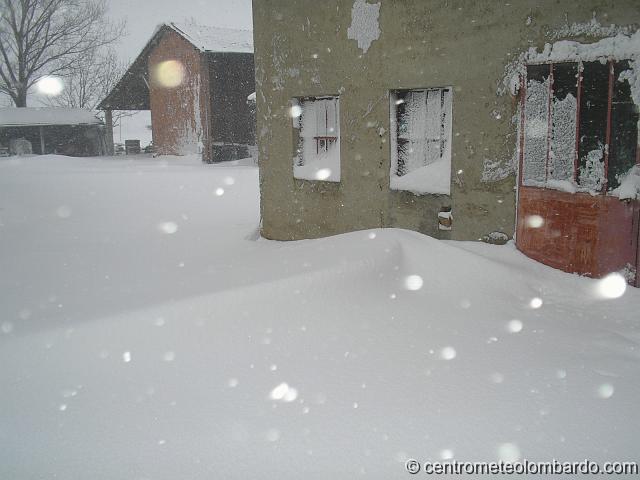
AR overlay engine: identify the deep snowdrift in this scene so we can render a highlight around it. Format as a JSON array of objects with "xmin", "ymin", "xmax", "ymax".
[{"xmin": 0, "ymin": 155, "xmax": 638, "ymax": 479}]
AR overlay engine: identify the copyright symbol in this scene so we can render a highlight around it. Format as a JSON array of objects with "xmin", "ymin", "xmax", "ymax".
[{"xmin": 405, "ymin": 459, "xmax": 421, "ymax": 474}]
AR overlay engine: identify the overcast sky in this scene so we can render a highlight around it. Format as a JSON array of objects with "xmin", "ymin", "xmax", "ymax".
[{"xmin": 107, "ymin": 0, "xmax": 253, "ymax": 62}]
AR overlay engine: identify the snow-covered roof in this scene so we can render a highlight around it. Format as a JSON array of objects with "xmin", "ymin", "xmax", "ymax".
[
  {"xmin": 0, "ymin": 108, "xmax": 102, "ymax": 127},
  {"xmin": 168, "ymin": 22, "xmax": 253, "ymax": 53},
  {"xmin": 98, "ymin": 22, "xmax": 253, "ymax": 110}
]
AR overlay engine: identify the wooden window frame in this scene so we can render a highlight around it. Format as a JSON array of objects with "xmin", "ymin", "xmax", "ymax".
[
  {"xmin": 518, "ymin": 59, "xmax": 639, "ymax": 193},
  {"xmin": 291, "ymin": 95, "xmax": 341, "ymax": 183}
]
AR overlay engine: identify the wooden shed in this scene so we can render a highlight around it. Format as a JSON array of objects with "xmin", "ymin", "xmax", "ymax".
[{"xmin": 0, "ymin": 107, "xmax": 107, "ymax": 156}]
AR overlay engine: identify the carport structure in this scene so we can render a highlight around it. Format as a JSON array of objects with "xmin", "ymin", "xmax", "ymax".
[{"xmin": 0, "ymin": 107, "xmax": 106, "ymax": 156}]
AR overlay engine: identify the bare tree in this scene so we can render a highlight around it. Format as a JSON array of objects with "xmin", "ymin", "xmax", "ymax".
[
  {"xmin": 46, "ymin": 49, "xmax": 121, "ymax": 109},
  {"xmin": 43, "ymin": 47, "xmax": 135, "ymax": 128},
  {"xmin": 0, "ymin": 0, "xmax": 124, "ymax": 107}
]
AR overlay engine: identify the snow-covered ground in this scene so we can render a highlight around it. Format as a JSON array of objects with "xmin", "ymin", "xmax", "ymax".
[{"xmin": 1, "ymin": 154, "xmax": 639, "ymax": 479}]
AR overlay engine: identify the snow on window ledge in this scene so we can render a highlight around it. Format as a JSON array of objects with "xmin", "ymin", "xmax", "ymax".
[
  {"xmin": 293, "ymin": 150, "xmax": 341, "ymax": 182},
  {"xmin": 611, "ymin": 165, "xmax": 640, "ymax": 200},
  {"xmin": 524, "ymin": 166, "xmax": 640, "ymax": 199},
  {"xmin": 390, "ymin": 159, "xmax": 451, "ymax": 196},
  {"xmin": 501, "ymin": 31, "xmax": 640, "ymax": 104}
]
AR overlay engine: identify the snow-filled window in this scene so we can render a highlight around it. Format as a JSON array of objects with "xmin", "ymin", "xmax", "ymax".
[
  {"xmin": 550, "ymin": 63, "xmax": 579, "ymax": 184},
  {"xmin": 292, "ymin": 96, "xmax": 340, "ymax": 182},
  {"xmin": 521, "ymin": 60, "xmax": 638, "ymax": 193},
  {"xmin": 522, "ymin": 65, "xmax": 551, "ymax": 185},
  {"xmin": 390, "ymin": 88, "xmax": 452, "ymax": 195}
]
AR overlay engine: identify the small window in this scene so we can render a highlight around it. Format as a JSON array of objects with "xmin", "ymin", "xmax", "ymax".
[
  {"xmin": 390, "ymin": 88, "xmax": 453, "ymax": 195},
  {"xmin": 292, "ymin": 96, "xmax": 340, "ymax": 182}
]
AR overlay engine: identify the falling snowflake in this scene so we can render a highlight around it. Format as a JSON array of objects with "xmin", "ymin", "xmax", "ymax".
[
  {"xmin": 440, "ymin": 346, "xmax": 457, "ymax": 360},
  {"xmin": 158, "ymin": 222, "xmax": 178, "ymax": 234},
  {"xmin": 404, "ymin": 275, "xmax": 424, "ymax": 291}
]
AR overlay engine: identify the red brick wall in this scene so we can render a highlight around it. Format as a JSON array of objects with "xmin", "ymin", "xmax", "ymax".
[
  {"xmin": 148, "ymin": 29, "xmax": 208, "ymax": 155},
  {"xmin": 516, "ymin": 186, "xmax": 639, "ymax": 285}
]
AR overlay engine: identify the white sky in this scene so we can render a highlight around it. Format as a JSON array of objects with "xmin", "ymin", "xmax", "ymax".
[
  {"xmin": 105, "ymin": 0, "xmax": 254, "ymax": 146},
  {"xmin": 107, "ymin": 0, "xmax": 253, "ymax": 63}
]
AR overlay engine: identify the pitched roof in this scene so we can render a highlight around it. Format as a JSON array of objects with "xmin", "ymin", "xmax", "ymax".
[
  {"xmin": 98, "ymin": 22, "xmax": 253, "ymax": 110},
  {"xmin": 0, "ymin": 108, "xmax": 102, "ymax": 127},
  {"xmin": 168, "ymin": 22, "xmax": 253, "ymax": 53}
]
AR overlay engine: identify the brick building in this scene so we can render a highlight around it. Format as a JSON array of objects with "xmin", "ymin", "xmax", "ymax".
[{"xmin": 99, "ymin": 22, "xmax": 255, "ymax": 162}]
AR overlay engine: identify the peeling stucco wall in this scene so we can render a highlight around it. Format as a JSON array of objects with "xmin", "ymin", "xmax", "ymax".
[{"xmin": 252, "ymin": 0, "xmax": 640, "ymax": 241}]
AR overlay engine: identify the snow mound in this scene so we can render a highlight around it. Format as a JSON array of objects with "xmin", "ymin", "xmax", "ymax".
[{"xmin": 1, "ymin": 155, "xmax": 639, "ymax": 479}]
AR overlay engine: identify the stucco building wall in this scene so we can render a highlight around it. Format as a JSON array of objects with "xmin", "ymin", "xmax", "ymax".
[{"xmin": 253, "ymin": 0, "xmax": 639, "ymax": 241}]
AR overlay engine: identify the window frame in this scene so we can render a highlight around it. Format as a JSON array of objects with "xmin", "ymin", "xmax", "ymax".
[
  {"xmin": 518, "ymin": 59, "xmax": 639, "ymax": 194},
  {"xmin": 291, "ymin": 95, "xmax": 341, "ymax": 183},
  {"xmin": 389, "ymin": 86, "xmax": 454, "ymax": 196}
]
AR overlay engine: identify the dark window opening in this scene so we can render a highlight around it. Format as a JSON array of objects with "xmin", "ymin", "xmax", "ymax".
[
  {"xmin": 553, "ymin": 63, "xmax": 579, "ymax": 101},
  {"xmin": 609, "ymin": 60, "xmax": 639, "ymax": 189},
  {"xmin": 395, "ymin": 90, "xmax": 410, "ymax": 176},
  {"xmin": 577, "ymin": 61, "xmax": 609, "ymax": 190},
  {"xmin": 522, "ymin": 59, "xmax": 639, "ymax": 194}
]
